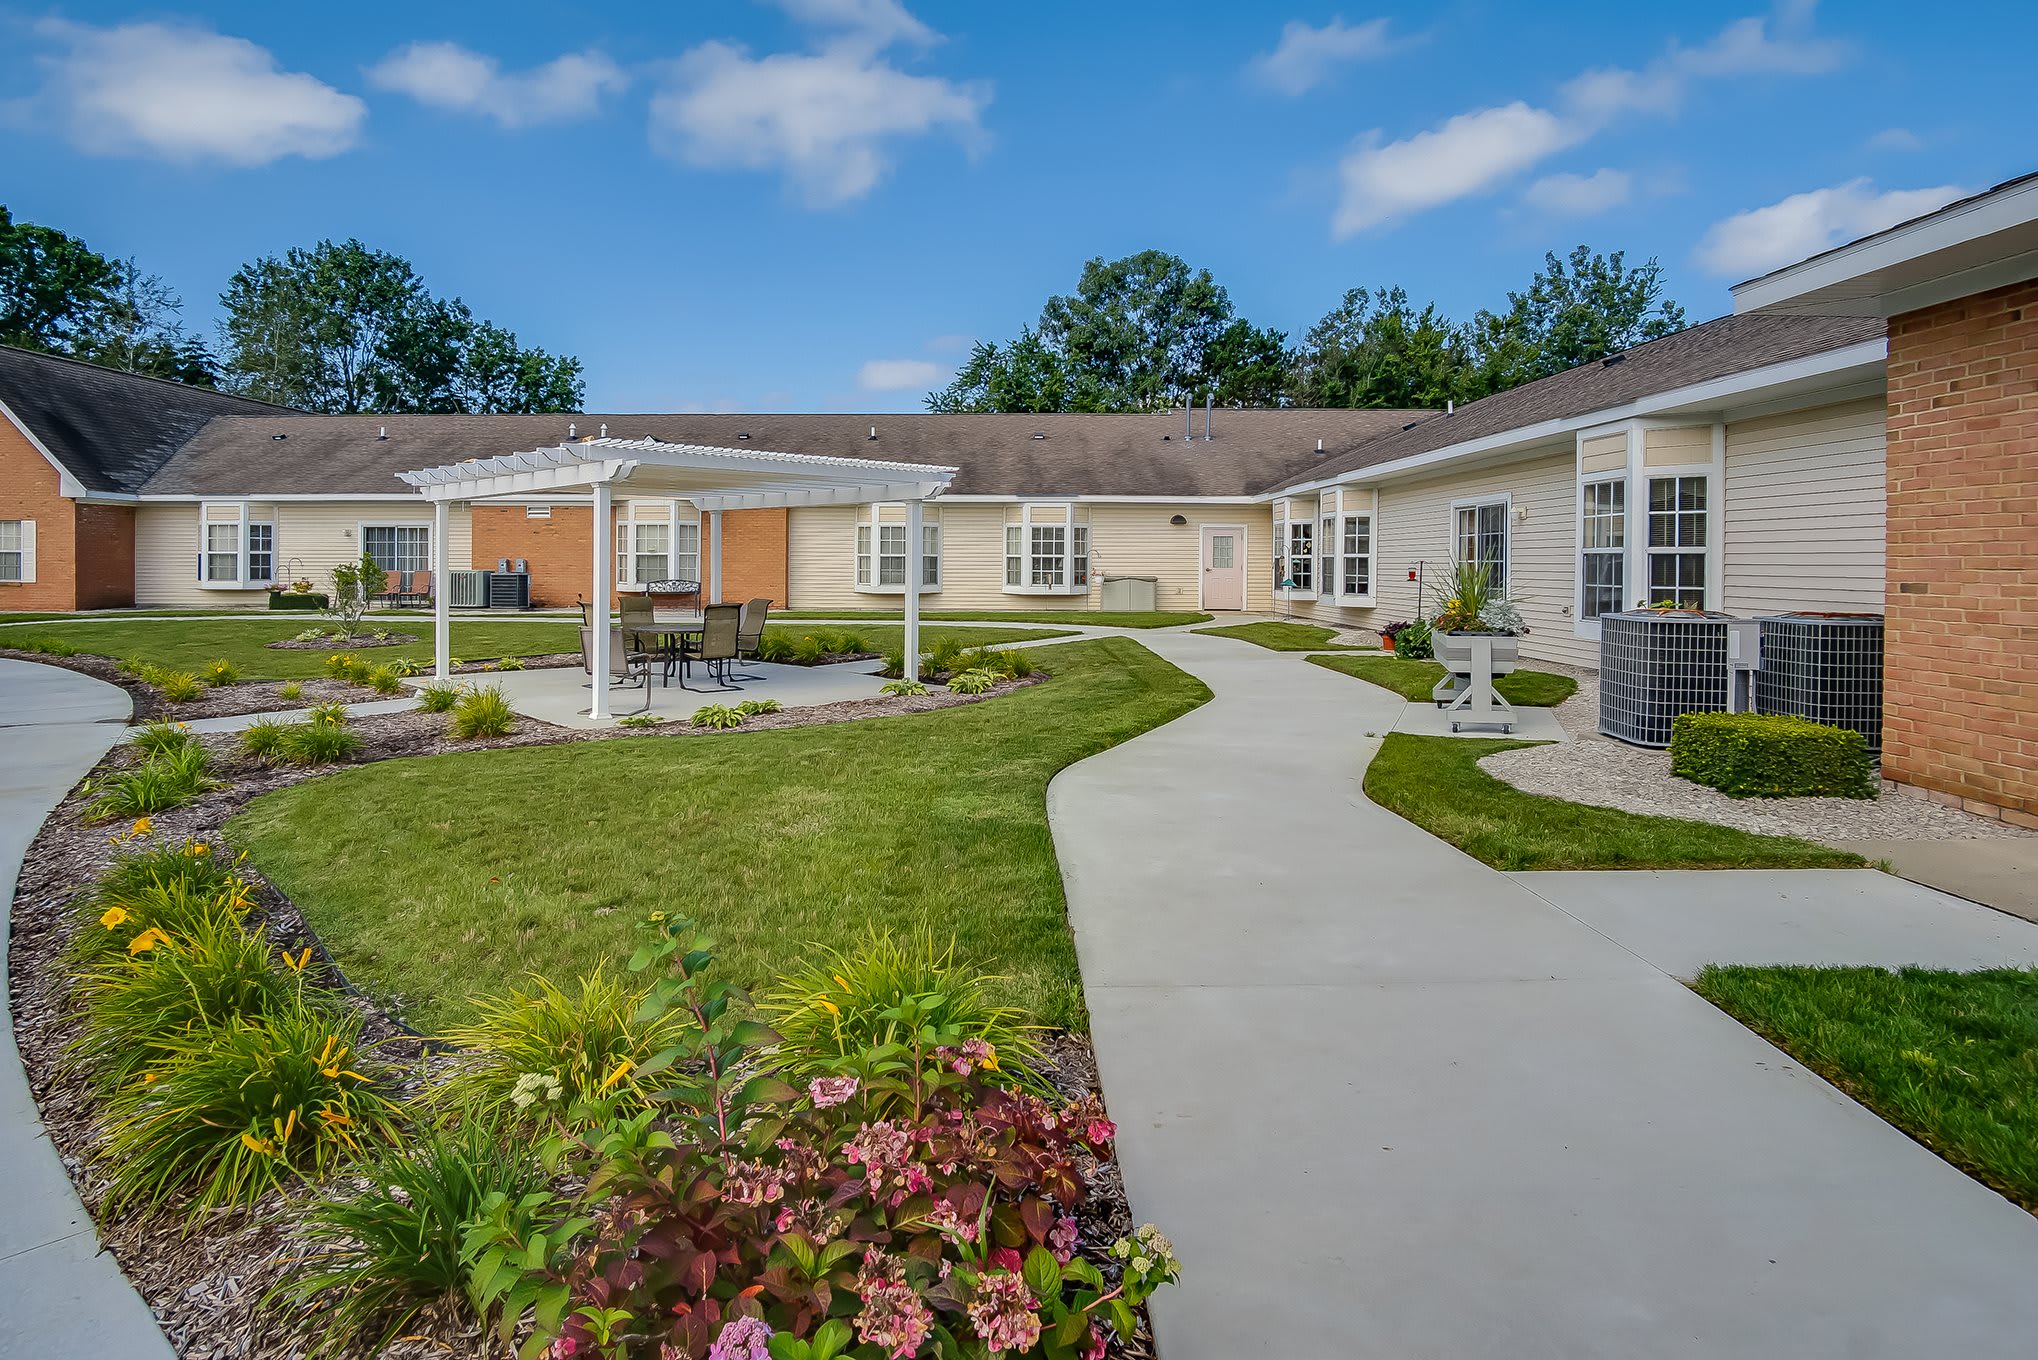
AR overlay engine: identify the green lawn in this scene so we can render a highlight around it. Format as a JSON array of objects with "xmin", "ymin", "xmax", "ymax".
[
  {"xmin": 1191, "ymin": 620, "xmax": 1373, "ymax": 652},
  {"xmin": 1364, "ymin": 733, "xmax": 1863, "ymax": 870},
  {"xmin": 771, "ymin": 609, "xmax": 1211, "ymax": 629},
  {"xmin": 2, "ymin": 619, "xmax": 1068, "ymax": 681},
  {"xmin": 1696, "ymin": 965, "xmax": 2038, "ymax": 1210},
  {"xmin": 1309, "ymin": 653, "xmax": 1578, "ymax": 706},
  {"xmin": 227, "ymin": 638, "xmax": 1208, "ymax": 1032}
]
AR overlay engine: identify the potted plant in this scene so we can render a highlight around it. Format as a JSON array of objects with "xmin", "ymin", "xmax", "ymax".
[
  {"xmin": 1429, "ymin": 559, "xmax": 1522, "ymax": 675},
  {"xmin": 1379, "ymin": 620, "xmax": 1407, "ymax": 651}
]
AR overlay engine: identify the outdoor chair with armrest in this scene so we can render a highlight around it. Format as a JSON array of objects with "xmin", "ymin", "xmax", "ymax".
[
  {"xmin": 683, "ymin": 603, "xmax": 742, "ymax": 689},
  {"xmin": 579, "ymin": 626, "xmax": 653, "ymax": 715},
  {"xmin": 398, "ymin": 569, "xmax": 433, "ymax": 608},
  {"xmin": 372, "ymin": 569, "xmax": 403, "ymax": 609},
  {"xmin": 736, "ymin": 597, "xmax": 772, "ymax": 672}
]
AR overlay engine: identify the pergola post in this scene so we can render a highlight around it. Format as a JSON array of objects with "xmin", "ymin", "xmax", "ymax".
[
  {"xmin": 708, "ymin": 510, "xmax": 723, "ymax": 604},
  {"xmin": 904, "ymin": 497, "xmax": 923, "ymax": 681},
  {"xmin": 590, "ymin": 480, "xmax": 612, "ymax": 720},
  {"xmin": 432, "ymin": 498, "xmax": 453, "ymax": 682}
]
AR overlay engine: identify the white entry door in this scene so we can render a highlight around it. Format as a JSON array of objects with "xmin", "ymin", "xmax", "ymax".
[{"xmin": 1201, "ymin": 525, "xmax": 1245, "ymax": 610}]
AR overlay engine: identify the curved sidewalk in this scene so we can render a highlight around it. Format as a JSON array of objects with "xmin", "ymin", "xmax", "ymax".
[
  {"xmin": 0, "ymin": 660, "xmax": 172, "ymax": 1358},
  {"xmin": 1050, "ymin": 630, "xmax": 2038, "ymax": 1360}
]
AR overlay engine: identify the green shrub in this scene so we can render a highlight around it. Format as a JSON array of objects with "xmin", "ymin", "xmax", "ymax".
[
  {"xmin": 1394, "ymin": 617, "xmax": 1433, "ymax": 660},
  {"xmin": 448, "ymin": 686, "xmax": 515, "ymax": 739},
  {"xmin": 417, "ymin": 683, "xmax": 461, "ymax": 713},
  {"xmin": 734, "ymin": 698, "xmax": 782, "ymax": 716},
  {"xmin": 945, "ymin": 668, "xmax": 997, "ymax": 695},
  {"xmin": 131, "ymin": 720, "xmax": 197, "ymax": 758},
  {"xmin": 1002, "ymin": 647, "xmax": 1036, "ymax": 678},
  {"xmin": 926, "ymin": 636, "xmax": 967, "ymax": 675},
  {"xmin": 429, "ymin": 965, "xmax": 694, "ymax": 1125},
  {"xmin": 324, "ymin": 653, "xmax": 358, "ymax": 679},
  {"xmin": 790, "ymin": 634, "xmax": 827, "ymax": 666},
  {"xmin": 73, "ymin": 907, "xmax": 295, "ymax": 1095},
  {"xmin": 279, "ymin": 721, "xmax": 363, "ymax": 767},
  {"xmin": 116, "ymin": 654, "xmax": 149, "ymax": 676},
  {"xmin": 756, "ymin": 930, "xmax": 1049, "ymax": 1093},
  {"xmin": 493, "ymin": 655, "xmax": 526, "ymax": 671},
  {"xmin": 152, "ymin": 669, "xmax": 207, "ymax": 703},
  {"xmin": 239, "ymin": 717, "xmax": 291, "ymax": 761},
  {"xmin": 825, "ymin": 629, "xmax": 868, "ymax": 654},
  {"xmin": 615, "ymin": 713, "xmax": 661, "ymax": 729},
  {"xmin": 73, "ymin": 853, "xmax": 250, "ymax": 964},
  {"xmin": 202, "ymin": 658, "xmax": 241, "ymax": 687},
  {"xmin": 101, "ymin": 993, "xmax": 400, "ymax": 1216},
  {"xmin": 306, "ymin": 701, "xmax": 349, "ymax": 726},
  {"xmin": 690, "ymin": 703, "xmax": 744, "ymax": 729},
  {"xmin": 755, "ymin": 634, "xmax": 796, "ymax": 662},
  {"xmin": 83, "ymin": 743, "xmax": 221, "ymax": 821},
  {"xmin": 362, "ymin": 664, "xmax": 405, "ymax": 696},
  {"xmin": 880, "ymin": 678, "xmax": 927, "ymax": 697},
  {"xmin": 11, "ymin": 634, "xmax": 78, "ymax": 657},
  {"xmin": 278, "ymin": 681, "xmax": 304, "ymax": 701},
  {"xmin": 1671, "ymin": 712, "xmax": 1876, "ymax": 799},
  {"xmin": 267, "ymin": 1122, "xmax": 548, "ymax": 1355}
]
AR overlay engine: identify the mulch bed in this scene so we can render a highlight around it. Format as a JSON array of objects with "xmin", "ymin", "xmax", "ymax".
[
  {"xmin": 263, "ymin": 633, "xmax": 420, "ymax": 650},
  {"xmin": 5, "ymin": 661, "xmax": 1158, "ymax": 1360}
]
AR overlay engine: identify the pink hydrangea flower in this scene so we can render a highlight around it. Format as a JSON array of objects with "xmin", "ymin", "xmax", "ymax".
[
  {"xmin": 1048, "ymin": 1214, "xmax": 1080, "ymax": 1263},
  {"xmin": 809, "ymin": 1075, "xmax": 860, "ymax": 1107},
  {"xmin": 855, "ymin": 1252, "xmax": 934, "ymax": 1359},
  {"xmin": 966, "ymin": 1271, "xmax": 1042, "ymax": 1355},
  {"xmin": 706, "ymin": 1316, "xmax": 773, "ymax": 1360}
]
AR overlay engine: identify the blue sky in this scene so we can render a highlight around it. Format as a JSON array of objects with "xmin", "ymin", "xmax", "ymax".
[{"xmin": 3, "ymin": 1, "xmax": 2033, "ymax": 412}]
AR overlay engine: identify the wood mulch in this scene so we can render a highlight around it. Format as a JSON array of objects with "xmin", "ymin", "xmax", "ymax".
[
  {"xmin": 7, "ymin": 661, "xmax": 1158, "ymax": 1360},
  {"xmin": 263, "ymin": 634, "xmax": 420, "ymax": 651}
]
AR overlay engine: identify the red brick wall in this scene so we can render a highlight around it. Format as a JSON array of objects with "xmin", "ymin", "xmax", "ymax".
[
  {"xmin": 73, "ymin": 503, "xmax": 136, "ymax": 609},
  {"xmin": 470, "ymin": 505, "xmax": 788, "ymax": 610},
  {"xmin": 1884, "ymin": 278, "xmax": 2038, "ymax": 823},
  {"xmin": 0, "ymin": 417, "xmax": 79, "ymax": 611}
]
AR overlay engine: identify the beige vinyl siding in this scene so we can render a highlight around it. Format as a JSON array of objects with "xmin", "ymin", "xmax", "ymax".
[
  {"xmin": 1580, "ymin": 432, "xmax": 1627, "ymax": 474},
  {"xmin": 1722, "ymin": 396, "xmax": 1886, "ymax": 615},
  {"xmin": 1644, "ymin": 425, "xmax": 1712, "ymax": 467},
  {"xmin": 788, "ymin": 502, "xmax": 1272, "ymax": 613},
  {"xmin": 136, "ymin": 502, "xmax": 471, "ymax": 607}
]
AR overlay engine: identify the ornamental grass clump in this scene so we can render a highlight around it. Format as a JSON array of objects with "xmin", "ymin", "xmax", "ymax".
[
  {"xmin": 151, "ymin": 668, "xmax": 208, "ymax": 703},
  {"xmin": 306, "ymin": 700, "xmax": 349, "ymax": 726},
  {"xmin": 239, "ymin": 717, "xmax": 291, "ymax": 761},
  {"xmin": 202, "ymin": 658, "xmax": 241, "ymax": 687},
  {"xmin": 448, "ymin": 685, "xmax": 515, "ymax": 739},
  {"xmin": 278, "ymin": 680, "xmax": 304, "ymax": 701},
  {"xmin": 756, "ymin": 929, "xmax": 1049, "ymax": 1094},
  {"xmin": 362, "ymin": 664, "xmax": 406, "ymax": 696},
  {"xmin": 267, "ymin": 1122, "xmax": 549, "ymax": 1356},
  {"xmin": 131, "ymin": 720, "xmax": 198, "ymax": 758},
  {"xmin": 429, "ymin": 964, "xmax": 696, "ymax": 1127},
  {"xmin": 463, "ymin": 915, "xmax": 1178, "ymax": 1360},
  {"xmin": 71, "ymin": 840, "xmax": 249, "ymax": 965},
  {"xmin": 278, "ymin": 720, "xmax": 363, "ymax": 767},
  {"xmin": 100, "ymin": 991, "xmax": 401, "ymax": 1217},
  {"xmin": 417, "ymin": 682, "xmax": 461, "ymax": 713},
  {"xmin": 755, "ymin": 634, "xmax": 796, "ymax": 663},
  {"xmin": 791, "ymin": 634, "xmax": 828, "ymax": 666},
  {"xmin": 83, "ymin": 741, "xmax": 222, "ymax": 821}
]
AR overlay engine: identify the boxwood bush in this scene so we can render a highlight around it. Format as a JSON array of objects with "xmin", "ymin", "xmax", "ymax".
[{"xmin": 1670, "ymin": 712, "xmax": 1875, "ymax": 800}]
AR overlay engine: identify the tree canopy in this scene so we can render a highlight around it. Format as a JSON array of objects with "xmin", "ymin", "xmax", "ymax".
[
  {"xmin": 217, "ymin": 239, "xmax": 583, "ymax": 413},
  {"xmin": 931, "ymin": 245, "xmax": 1687, "ymax": 414},
  {"xmin": 0, "ymin": 205, "xmax": 215, "ymax": 384}
]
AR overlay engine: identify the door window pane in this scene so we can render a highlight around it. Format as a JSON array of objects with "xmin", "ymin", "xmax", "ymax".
[{"xmin": 1211, "ymin": 534, "xmax": 1233, "ymax": 570}]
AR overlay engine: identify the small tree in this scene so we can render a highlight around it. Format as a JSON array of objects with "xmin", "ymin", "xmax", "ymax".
[{"xmin": 328, "ymin": 550, "xmax": 384, "ymax": 638}]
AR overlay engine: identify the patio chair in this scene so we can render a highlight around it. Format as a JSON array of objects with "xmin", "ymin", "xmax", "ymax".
[
  {"xmin": 579, "ymin": 626, "xmax": 652, "ymax": 715},
  {"xmin": 372, "ymin": 568, "xmax": 403, "ymax": 609},
  {"xmin": 682, "ymin": 603, "xmax": 742, "ymax": 689},
  {"xmin": 618, "ymin": 591, "xmax": 662, "ymax": 656},
  {"xmin": 736, "ymin": 597, "xmax": 773, "ymax": 670},
  {"xmin": 399, "ymin": 569, "xmax": 433, "ymax": 608}
]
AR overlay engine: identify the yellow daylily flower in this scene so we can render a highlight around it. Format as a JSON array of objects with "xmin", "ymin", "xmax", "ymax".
[
  {"xmin": 240, "ymin": 1131, "xmax": 276, "ymax": 1156},
  {"xmin": 127, "ymin": 927, "xmax": 170, "ymax": 955},
  {"xmin": 282, "ymin": 946, "xmax": 312, "ymax": 972},
  {"xmin": 980, "ymin": 1045, "xmax": 1000, "ymax": 1073},
  {"xmin": 598, "ymin": 1059, "xmax": 634, "ymax": 1092},
  {"xmin": 129, "ymin": 816, "xmax": 153, "ymax": 837},
  {"xmin": 100, "ymin": 906, "xmax": 130, "ymax": 929},
  {"xmin": 816, "ymin": 997, "xmax": 840, "ymax": 1017},
  {"xmin": 832, "ymin": 975, "xmax": 852, "ymax": 992}
]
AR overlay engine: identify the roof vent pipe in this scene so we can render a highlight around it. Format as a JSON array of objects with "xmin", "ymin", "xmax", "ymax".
[
  {"xmin": 1316, "ymin": 438, "xmax": 1323, "ymax": 452},
  {"xmin": 1185, "ymin": 403, "xmax": 1191, "ymax": 442},
  {"xmin": 1447, "ymin": 400, "xmax": 1455, "ymax": 416},
  {"xmin": 599, "ymin": 423, "xmax": 608, "ymax": 438},
  {"xmin": 1204, "ymin": 391, "xmax": 1212, "ymax": 441},
  {"xmin": 568, "ymin": 422, "xmax": 576, "ymax": 439},
  {"xmin": 869, "ymin": 425, "xmax": 878, "ymax": 440},
  {"xmin": 377, "ymin": 426, "xmax": 387, "ymax": 440}
]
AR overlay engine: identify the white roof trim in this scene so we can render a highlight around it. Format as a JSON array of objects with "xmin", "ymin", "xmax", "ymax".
[
  {"xmin": 0, "ymin": 394, "xmax": 89, "ymax": 499},
  {"xmin": 1266, "ymin": 337, "xmax": 1888, "ymax": 499}
]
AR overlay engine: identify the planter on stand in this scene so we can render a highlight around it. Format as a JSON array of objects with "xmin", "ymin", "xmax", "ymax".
[{"xmin": 1431, "ymin": 630, "xmax": 1519, "ymax": 733}]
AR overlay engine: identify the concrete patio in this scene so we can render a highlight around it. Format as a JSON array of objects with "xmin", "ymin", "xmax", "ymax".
[{"xmin": 442, "ymin": 656, "xmax": 893, "ymax": 729}]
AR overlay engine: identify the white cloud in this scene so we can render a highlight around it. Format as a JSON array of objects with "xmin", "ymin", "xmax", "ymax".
[
  {"xmin": 1247, "ymin": 17, "xmax": 1396, "ymax": 96},
  {"xmin": 857, "ymin": 357, "xmax": 948, "ymax": 390},
  {"xmin": 28, "ymin": 19, "xmax": 364, "ymax": 165},
  {"xmin": 766, "ymin": 0, "xmax": 938, "ymax": 49},
  {"xmin": 1523, "ymin": 168, "xmax": 1632, "ymax": 217},
  {"xmin": 1335, "ymin": 103, "xmax": 1580, "ymax": 236},
  {"xmin": 1868, "ymin": 126, "xmax": 1923, "ymax": 153},
  {"xmin": 367, "ymin": 42, "xmax": 626, "ymax": 127},
  {"xmin": 1329, "ymin": 4, "xmax": 1851, "ymax": 236},
  {"xmin": 651, "ymin": 40, "xmax": 988, "ymax": 205},
  {"xmin": 1695, "ymin": 178, "xmax": 1968, "ymax": 277}
]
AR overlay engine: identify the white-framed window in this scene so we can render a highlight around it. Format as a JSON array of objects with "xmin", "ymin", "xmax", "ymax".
[
  {"xmin": 1004, "ymin": 525, "xmax": 1022, "ymax": 587},
  {"xmin": 363, "ymin": 524, "xmax": 430, "ymax": 575},
  {"xmin": 1646, "ymin": 475, "xmax": 1708, "ymax": 608},
  {"xmin": 632, "ymin": 522, "xmax": 670, "ymax": 585},
  {"xmin": 246, "ymin": 522, "xmax": 274, "ymax": 583},
  {"xmin": 0, "ymin": 519, "xmax": 34, "ymax": 583},
  {"xmin": 1340, "ymin": 514, "xmax": 1371, "ymax": 597},
  {"xmin": 857, "ymin": 505, "xmax": 939, "ymax": 593},
  {"xmin": 204, "ymin": 522, "xmax": 240, "ymax": 581},
  {"xmin": 1580, "ymin": 478, "xmax": 1625, "ymax": 619},
  {"xmin": 1454, "ymin": 498, "xmax": 1508, "ymax": 595},
  {"xmin": 1030, "ymin": 524, "xmax": 1066, "ymax": 586},
  {"xmin": 857, "ymin": 524, "xmax": 873, "ymax": 586},
  {"xmin": 1002, "ymin": 506, "xmax": 1087, "ymax": 594},
  {"xmin": 199, "ymin": 515, "xmax": 276, "ymax": 586},
  {"xmin": 922, "ymin": 523, "xmax": 942, "ymax": 588},
  {"xmin": 1318, "ymin": 515, "xmax": 1335, "ymax": 597},
  {"xmin": 878, "ymin": 523, "xmax": 908, "ymax": 586},
  {"xmin": 1285, "ymin": 520, "xmax": 1313, "ymax": 592},
  {"xmin": 1071, "ymin": 525, "xmax": 1089, "ymax": 588},
  {"xmin": 672, "ymin": 522, "xmax": 701, "ymax": 583}
]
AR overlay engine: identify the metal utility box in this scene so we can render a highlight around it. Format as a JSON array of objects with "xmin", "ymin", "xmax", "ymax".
[
  {"xmin": 449, "ymin": 570, "xmax": 491, "ymax": 609},
  {"xmin": 487, "ymin": 572, "xmax": 532, "ymax": 610},
  {"xmin": 1101, "ymin": 574, "xmax": 1157, "ymax": 611},
  {"xmin": 1755, "ymin": 613, "xmax": 1884, "ymax": 754}
]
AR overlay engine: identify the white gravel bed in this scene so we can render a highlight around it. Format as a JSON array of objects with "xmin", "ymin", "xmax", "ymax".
[{"xmin": 1480, "ymin": 662, "xmax": 2031, "ymax": 844}]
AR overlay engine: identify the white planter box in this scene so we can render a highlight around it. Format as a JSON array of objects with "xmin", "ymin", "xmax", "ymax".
[{"xmin": 1435, "ymin": 631, "xmax": 1520, "ymax": 675}]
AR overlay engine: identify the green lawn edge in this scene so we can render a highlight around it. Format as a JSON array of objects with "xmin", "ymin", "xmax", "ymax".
[
  {"xmin": 1191, "ymin": 620, "xmax": 1373, "ymax": 652},
  {"xmin": 1364, "ymin": 732, "xmax": 1863, "ymax": 870},
  {"xmin": 1694, "ymin": 964, "xmax": 2038, "ymax": 1211},
  {"xmin": 226, "ymin": 637, "xmax": 1210, "ymax": 1032},
  {"xmin": 1308, "ymin": 652, "xmax": 1578, "ymax": 707}
]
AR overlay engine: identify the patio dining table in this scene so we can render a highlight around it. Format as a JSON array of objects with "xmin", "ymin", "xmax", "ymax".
[{"xmin": 633, "ymin": 609, "xmax": 705, "ymax": 686}]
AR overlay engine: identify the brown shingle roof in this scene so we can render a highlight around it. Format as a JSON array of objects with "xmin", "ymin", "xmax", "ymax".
[
  {"xmin": 1259, "ymin": 312, "xmax": 1887, "ymax": 494},
  {"xmin": 141, "ymin": 408, "xmax": 1429, "ymax": 499}
]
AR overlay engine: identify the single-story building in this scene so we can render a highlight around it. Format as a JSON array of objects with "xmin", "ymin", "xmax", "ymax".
[{"xmin": 2, "ymin": 171, "xmax": 2032, "ymax": 821}]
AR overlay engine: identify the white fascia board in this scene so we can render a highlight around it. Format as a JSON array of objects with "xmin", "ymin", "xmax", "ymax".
[
  {"xmin": 0, "ymin": 395, "xmax": 89, "ymax": 498},
  {"xmin": 1263, "ymin": 339, "xmax": 1888, "ymax": 500},
  {"xmin": 1731, "ymin": 176, "xmax": 2038, "ymax": 314},
  {"xmin": 139, "ymin": 492, "xmax": 424, "ymax": 503},
  {"xmin": 935, "ymin": 494, "xmax": 1262, "ymax": 505}
]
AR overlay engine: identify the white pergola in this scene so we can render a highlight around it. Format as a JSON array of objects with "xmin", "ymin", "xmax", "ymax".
[{"xmin": 397, "ymin": 436, "xmax": 958, "ymax": 719}]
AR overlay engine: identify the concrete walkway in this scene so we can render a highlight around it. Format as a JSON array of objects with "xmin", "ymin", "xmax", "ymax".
[
  {"xmin": 0, "ymin": 660, "xmax": 172, "ymax": 1357},
  {"xmin": 1049, "ymin": 630, "xmax": 2038, "ymax": 1360}
]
